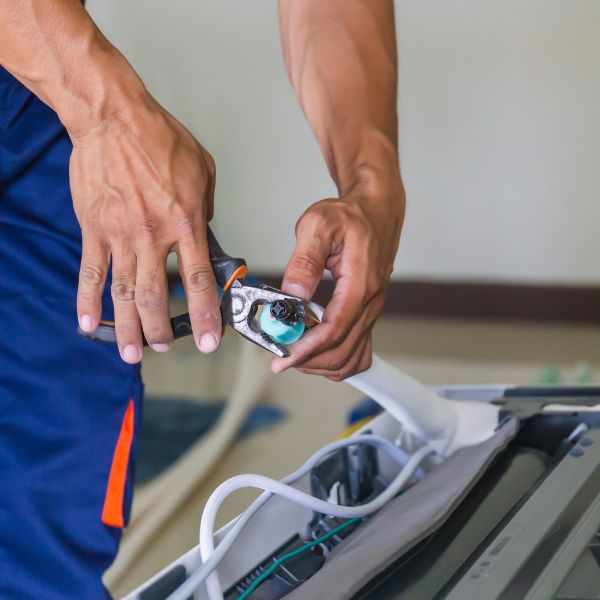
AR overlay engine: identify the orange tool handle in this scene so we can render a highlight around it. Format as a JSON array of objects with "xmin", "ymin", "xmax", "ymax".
[{"xmin": 207, "ymin": 226, "xmax": 247, "ymax": 291}]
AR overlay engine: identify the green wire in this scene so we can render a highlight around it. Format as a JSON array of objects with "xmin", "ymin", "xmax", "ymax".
[{"xmin": 236, "ymin": 518, "xmax": 360, "ymax": 600}]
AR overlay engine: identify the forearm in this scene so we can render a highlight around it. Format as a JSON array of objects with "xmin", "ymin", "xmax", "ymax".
[
  {"xmin": 278, "ymin": 0, "xmax": 400, "ymax": 194},
  {"xmin": 0, "ymin": 0, "xmax": 147, "ymax": 139}
]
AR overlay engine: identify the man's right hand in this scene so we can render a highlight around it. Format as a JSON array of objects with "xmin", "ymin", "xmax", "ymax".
[
  {"xmin": 71, "ymin": 97, "xmax": 221, "ymax": 364},
  {"xmin": 0, "ymin": 2, "xmax": 223, "ymax": 365}
]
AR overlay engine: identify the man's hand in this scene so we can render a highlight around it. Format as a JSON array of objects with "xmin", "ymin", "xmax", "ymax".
[
  {"xmin": 72, "ymin": 99, "xmax": 221, "ymax": 364},
  {"xmin": 278, "ymin": 0, "xmax": 402, "ymax": 379},
  {"xmin": 0, "ymin": 1, "xmax": 223, "ymax": 365},
  {"xmin": 272, "ymin": 178, "xmax": 404, "ymax": 380}
]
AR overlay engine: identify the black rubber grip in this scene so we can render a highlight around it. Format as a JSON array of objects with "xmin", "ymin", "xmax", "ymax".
[
  {"xmin": 78, "ymin": 313, "xmax": 195, "ymax": 346},
  {"xmin": 207, "ymin": 226, "xmax": 247, "ymax": 289},
  {"xmin": 170, "ymin": 313, "xmax": 193, "ymax": 340}
]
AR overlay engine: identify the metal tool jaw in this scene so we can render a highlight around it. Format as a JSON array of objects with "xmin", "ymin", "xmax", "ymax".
[{"xmin": 220, "ymin": 281, "xmax": 317, "ymax": 358}]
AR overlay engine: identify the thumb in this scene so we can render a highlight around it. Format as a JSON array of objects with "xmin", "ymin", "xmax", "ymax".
[{"xmin": 282, "ymin": 229, "xmax": 330, "ymax": 300}]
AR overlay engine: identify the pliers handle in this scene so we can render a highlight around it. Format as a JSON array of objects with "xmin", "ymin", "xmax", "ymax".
[
  {"xmin": 78, "ymin": 226, "xmax": 247, "ymax": 345},
  {"xmin": 205, "ymin": 227, "xmax": 248, "ymax": 292}
]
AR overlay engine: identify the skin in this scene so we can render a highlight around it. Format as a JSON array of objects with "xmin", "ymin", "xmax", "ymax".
[
  {"xmin": 275, "ymin": 0, "xmax": 404, "ymax": 379},
  {"xmin": 0, "ymin": 0, "xmax": 404, "ymax": 379}
]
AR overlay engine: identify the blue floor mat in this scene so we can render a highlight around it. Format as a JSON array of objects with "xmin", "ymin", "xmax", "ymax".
[
  {"xmin": 347, "ymin": 398, "xmax": 382, "ymax": 425},
  {"xmin": 136, "ymin": 397, "xmax": 287, "ymax": 484}
]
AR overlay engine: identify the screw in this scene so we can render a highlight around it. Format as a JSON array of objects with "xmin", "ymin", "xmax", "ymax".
[{"xmin": 270, "ymin": 300, "xmax": 293, "ymax": 321}]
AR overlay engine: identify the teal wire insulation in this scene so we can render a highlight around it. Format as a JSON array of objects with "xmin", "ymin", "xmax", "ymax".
[
  {"xmin": 259, "ymin": 303, "xmax": 305, "ymax": 345},
  {"xmin": 236, "ymin": 517, "xmax": 361, "ymax": 600}
]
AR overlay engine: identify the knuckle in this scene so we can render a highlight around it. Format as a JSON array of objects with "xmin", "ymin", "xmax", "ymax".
[
  {"xmin": 81, "ymin": 212, "xmax": 103, "ymax": 235},
  {"xmin": 190, "ymin": 309, "xmax": 221, "ymax": 325},
  {"xmin": 365, "ymin": 277, "xmax": 385, "ymax": 302},
  {"xmin": 338, "ymin": 357, "xmax": 364, "ymax": 380},
  {"xmin": 145, "ymin": 328, "xmax": 172, "ymax": 345},
  {"xmin": 323, "ymin": 346, "xmax": 351, "ymax": 374},
  {"xmin": 328, "ymin": 326, "xmax": 348, "ymax": 348},
  {"xmin": 77, "ymin": 290, "xmax": 96, "ymax": 303},
  {"xmin": 116, "ymin": 324, "xmax": 137, "ymax": 337},
  {"xmin": 136, "ymin": 286, "xmax": 167, "ymax": 312},
  {"xmin": 171, "ymin": 203, "xmax": 196, "ymax": 229},
  {"xmin": 360, "ymin": 354, "xmax": 373, "ymax": 372},
  {"xmin": 115, "ymin": 323, "xmax": 140, "ymax": 341},
  {"xmin": 328, "ymin": 370, "xmax": 346, "ymax": 382},
  {"xmin": 337, "ymin": 369, "xmax": 353, "ymax": 381},
  {"xmin": 111, "ymin": 280, "xmax": 136, "ymax": 303},
  {"xmin": 288, "ymin": 254, "xmax": 322, "ymax": 279},
  {"xmin": 80, "ymin": 262, "xmax": 105, "ymax": 287},
  {"xmin": 325, "ymin": 348, "xmax": 353, "ymax": 375},
  {"xmin": 136, "ymin": 215, "xmax": 162, "ymax": 237},
  {"xmin": 327, "ymin": 360, "xmax": 345, "ymax": 373},
  {"xmin": 185, "ymin": 264, "xmax": 214, "ymax": 294},
  {"xmin": 174, "ymin": 214, "xmax": 196, "ymax": 235},
  {"xmin": 373, "ymin": 294, "xmax": 386, "ymax": 319},
  {"xmin": 296, "ymin": 205, "xmax": 327, "ymax": 234}
]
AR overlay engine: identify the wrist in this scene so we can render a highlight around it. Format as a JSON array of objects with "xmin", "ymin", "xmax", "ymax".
[
  {"xmin": 334, "ymin": 130, "xmax": 402, "ymax": 200},
  {"xmin": 339, "ymin": 133, "xmax": 405, "ymax": 237},
  {"xmin": 53, "ymin": 32, "xmax": 150, "ymax": 142}
]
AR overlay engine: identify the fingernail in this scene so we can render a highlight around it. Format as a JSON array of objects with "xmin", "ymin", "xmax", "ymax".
[
  {"xmin": 283, "ymin": 282, "xmax": 308, "ymax": 299},
  {"xmin": 123, "ymin": 344, "xmax": 142, "ymax": 363},
  {"xmin": 79, "ymin": 314, "xmax": 94, "ymax": 332},
  {"xmin": 198, "ymin": 333, "xmax": 218, "ymax": 354},
  {"xmin": 152, "ymin": 343, "xmax": 171, "ymax": 353},
  {"xmin": 271, "ymin": 359, "xmax": 288, "ymax": 374}
]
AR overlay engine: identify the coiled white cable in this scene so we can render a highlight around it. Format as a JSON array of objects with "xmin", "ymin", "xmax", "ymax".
[
  {"xmin": 199, "ymin": 443, "xmax": 433, "ymax": 600},
  {"xmin": 165, "ymin": 297, "xmax": 496, "ymax": 599},
  {"xmin": 165, "ymin": 434, "xmax": 423, "ymax": 600}
]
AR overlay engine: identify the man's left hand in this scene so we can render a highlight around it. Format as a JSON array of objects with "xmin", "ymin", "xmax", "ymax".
[{"xmin": 271, "ymin": 178, "xmax": 405, "ymax": 380}]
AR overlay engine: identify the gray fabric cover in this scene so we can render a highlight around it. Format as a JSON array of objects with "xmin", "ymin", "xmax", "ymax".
[{"xmin": 287, "ymin": 418, "xmax": 519, "ymax": 600}]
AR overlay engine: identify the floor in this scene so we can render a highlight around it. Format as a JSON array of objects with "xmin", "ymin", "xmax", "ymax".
[{"xmin": 106, "ymin": 315, "xmax": 600, "ymax": 597}]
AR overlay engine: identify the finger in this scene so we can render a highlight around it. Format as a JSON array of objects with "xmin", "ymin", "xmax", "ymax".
[
  {"xmin": 78, "ymin": 234, "xmax": 109, "ymax": 333},
  {"xmin": 296, "ymin": 337, "xmax": 368, "ymax": 379},
  {"xmin": 135, "ymin": 244, "xmax": 174, "ymax": 353},
  {"xmin": 328, "ymin": 334, "xmax": 373, "ymax": 381},
  {"xmin": 297, "ymin": 321, "xmax": 367, "ymax": 373},
  {"xmin": 298, "ymin": 334, "xmax": 373, "ymax": 381},
  {"xmin": 297, "ymin": 293, "xmax": 383, "ymax": 370},
  {"xmin": 282, "ymin": 225, "xmax": 373, "ymax": 369},
  {"xmin": 271, "ymin": 278, "xmax": 367, "ymax": 374},
  {"xmin": 177, "ymin": 234, "xmax": 221, "ymax": 354},
  {"xmin": 111, "ymin": 247, "xmax": 144, "ymax": 364},
  {"xmin": 281, "ymin": 218, "xmax": 330, "ymax": 300},
  {"xmin": 271, "ymin": 284, "xmax": 383, "ymax": 376},
  {"xmin": 355, "ymin": 336, "xmax": 374, "ymax": 374}
]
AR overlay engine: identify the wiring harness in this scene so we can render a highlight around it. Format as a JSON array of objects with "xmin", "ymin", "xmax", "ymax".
[{"xmin": 166, "ymin": 435, "xmax": 433, "ymax": 600}]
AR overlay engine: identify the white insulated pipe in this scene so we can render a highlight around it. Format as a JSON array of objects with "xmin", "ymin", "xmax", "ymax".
[{"xmin": 308, "ymin": 302, "xmax": 500, "ymax": 456}]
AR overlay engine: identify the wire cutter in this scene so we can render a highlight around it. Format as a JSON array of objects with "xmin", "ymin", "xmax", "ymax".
[{"xmin": 78, "ymin": 227, "xmax": 319, "ymax": 357}]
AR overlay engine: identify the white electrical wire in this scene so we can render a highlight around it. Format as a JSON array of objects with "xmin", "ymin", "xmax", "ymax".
[
  {"xmin": 199, "ymin": 443, "xmax": 433, "ymax": 600},
  {"xmin": 162, "ymin": 299, "xmax": 466, "ymax": 599},
  {"xmin": 164, "ymin": 435, "xmax": 428, "ymax": 600}
]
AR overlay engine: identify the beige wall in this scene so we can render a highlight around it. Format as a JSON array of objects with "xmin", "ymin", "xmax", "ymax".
[{"xmin": 88, "ymin": 0, "xmax": 600, "ymax": 284}]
